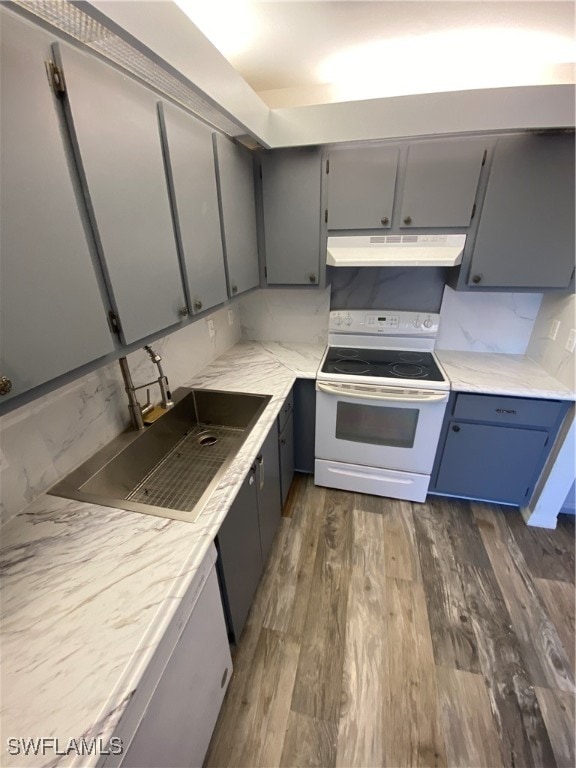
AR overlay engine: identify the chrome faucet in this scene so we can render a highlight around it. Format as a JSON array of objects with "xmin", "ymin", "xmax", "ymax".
[{"xmin": 118, "ymin": 345, "xmax": 174, "ymax": 430}]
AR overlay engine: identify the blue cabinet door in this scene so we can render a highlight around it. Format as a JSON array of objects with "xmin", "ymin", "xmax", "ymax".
[{"xmin": 435, "ymin": 422, "xmax": 549, "ymax": 505}]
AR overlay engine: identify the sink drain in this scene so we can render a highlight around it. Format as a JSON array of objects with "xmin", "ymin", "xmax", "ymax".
[{"xmin": 198, "ymin": 433, "xmax": 218, "ymax": 447}]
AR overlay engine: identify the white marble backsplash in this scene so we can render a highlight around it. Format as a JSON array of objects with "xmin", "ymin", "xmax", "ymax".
[
  {"xmin": 239, "ymin": 287, "xmax": 330, "ymax": 344},
  {"xmin": 436, "ymin": 286, "xmax": 542, "ymax": 353},
  {"xmin": 0, "ymin": 306, "xmax": 240, "ymax": 526},
  {"xmin": 526, "ymin": 293, "xmax": 576, "ymax": 390}
]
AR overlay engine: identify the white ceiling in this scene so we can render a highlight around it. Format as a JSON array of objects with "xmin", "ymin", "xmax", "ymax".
[{"xmin": 174, "ymin": 0, "xmax": 575, "ymax": 108}]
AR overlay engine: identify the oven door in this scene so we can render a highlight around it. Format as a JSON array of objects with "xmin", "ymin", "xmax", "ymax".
[{"xmin": 315, "ymin": 380, "xmax": 449, "ymax": 474}]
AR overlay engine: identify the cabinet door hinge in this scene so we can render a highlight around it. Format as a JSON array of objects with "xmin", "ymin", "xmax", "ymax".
[
  {"xmin": 108, "ymin": 311, "xmax": 122, "ymax": 336},
  {"xmin": 259, "ymin": 164, "xmax": 262, "ymax": 179},
  {"xmin": 326, "ymin": 158, "xmax": 330, "ymax": 174},
  {"xmin": 45, "ymin": 60, "xmax": 66, "ymax": 95},
  {"xmin": 471, "ymin": 203, "xmax": 477, "ymax": 220},
  {"xmin": 325, "ymin": 209, "xmax": 328, "ymax": 224},
  {"xmin": 481, "ymin": 149, "xmax": 487, "ymax": 166},
  {"xmin": 264, "ymin": 265, "xmax": 267, "ymax": 278}
]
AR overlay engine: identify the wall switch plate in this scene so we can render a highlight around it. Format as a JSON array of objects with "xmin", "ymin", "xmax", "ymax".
[
  {"xmin": 207, "ymin": 319, "xmax": 215, "ymax": 339},
  {"xmin": 566, "ymin": 329, "xmax": 576, "ymax": 353},
  {"xmin": 228, "ymin": 309, "xmax": 234, "ymax": 326},
  {"xmin": 548, "ymin": 319, "xmax": 561, "ymax": 340}
]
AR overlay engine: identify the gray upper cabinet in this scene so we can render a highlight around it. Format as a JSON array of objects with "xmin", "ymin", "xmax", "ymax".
[
  {"xmin": 261, "ymin": 148, "xmax": 324, "ymax": 285},
  {"xmin": 328, "ymin": 146, "xmax": 398, "ymax": 229},
  {"xmin": 399, "ymin": 139, "xmax": 486, "ymax": 228},
  {"xmin": 0, "ymin": 11, "xmax": 114, "ymax": 403},
  {"xmin": 213, "ymin": 134, "xmax": 259, "ymax": 297},
  {"xmin": 54, "ymin": 42, "xmax": 186, "ymax": 345},
  {"xmin": 158, "ymin": 102, "xmax": 228, "ymax": 315},
  {"xmin": 466, "ymin": 133, "xmax": 575, "ymax": 289}
]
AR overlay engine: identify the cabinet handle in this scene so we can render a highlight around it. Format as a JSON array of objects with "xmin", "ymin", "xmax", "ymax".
[
  {"xmin": 231, "ymin": 283, "xmax": 238, "ymax": 294},
  {"xmin": 256, "ymin": 454, "xmax": 265, "ymax": 490},
  {"xmin": 249, "ymin": 473, "xmax": 255, "ymax": 486},
  {"xmin": 280, "ymin": 438, "xmax": 286, "ymax": 446},
  {"xmin": 0, "ymin": 376, "xmax": 12, "ymax": 396},
  {"xmin": 381, "ymin": 216, "xmax": 389, "ymax": 226},
  {"xmin": 452, "ymin": 425, "xmax": 461, "ymax": 432},
  {"xmin": 309, "ymin": 273, "xmax": 317, "ymax": 283},
  {"xmin": 403, "ymin": 216, "xmax": 412, "ymax": 225},
  {"xmin": 178, "ymin": 306, "xmax": 189, "ymax": 317},
  {"xmin": 472, "ymin": 274, "xmax": 482, "ymax": 284},
  {"xmin": 193, "ymin": 299, "xmax": 203, "ymax": 311}
]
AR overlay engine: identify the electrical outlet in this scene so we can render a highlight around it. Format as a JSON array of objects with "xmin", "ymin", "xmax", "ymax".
[
  {"xmin": 548, "ymin": 319, "xmax": 561, "ymax": 340},
  {"xmin": 228, "ymin": 308, "xmax": 234, "ymax": 326},
  {"xmin": 565, "ymin": 329, "xmax": 576, "ymax": 353},
  {"xmin": 207, "ymin": 319, "xmax": 215, "ymax": 339}
]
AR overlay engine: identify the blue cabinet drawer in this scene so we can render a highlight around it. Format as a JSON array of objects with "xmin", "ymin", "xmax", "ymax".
[
  {"xmin": 277, "ymin": 389, "xmax": 294, "ymax": 433},
  {"xmin": 453, "ymin": 393, "xmax": 564, "ymax": 428}
]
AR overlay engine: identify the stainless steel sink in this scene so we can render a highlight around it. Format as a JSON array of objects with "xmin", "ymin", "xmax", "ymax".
[{"xmin": 49, "ymin": 387, "xmax": 271, "ymax": 522}]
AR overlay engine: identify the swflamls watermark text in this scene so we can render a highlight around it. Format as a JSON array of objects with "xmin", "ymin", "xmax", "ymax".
[{"xmin": 6, "ymin": 737, "xmax": 123, "ymax": 757}]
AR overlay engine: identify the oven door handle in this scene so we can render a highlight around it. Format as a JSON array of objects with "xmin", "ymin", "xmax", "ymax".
[{"xmin": 316, "ymin": 381, "xmax": 450, "ymax": 403}]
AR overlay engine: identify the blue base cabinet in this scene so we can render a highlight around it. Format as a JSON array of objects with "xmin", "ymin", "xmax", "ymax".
[{"xmin": 431, "ymin": 393, "xmax": 570, "ymax": 507}]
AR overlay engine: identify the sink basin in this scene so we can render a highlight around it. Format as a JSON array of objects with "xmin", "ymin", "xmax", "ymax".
[{"xmin": 49, "ymin": 387, "xmax": 271, "ymax": 522}]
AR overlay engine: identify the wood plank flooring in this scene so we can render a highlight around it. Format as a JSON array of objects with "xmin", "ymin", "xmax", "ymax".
[{"xmin": 206, "ymin": 475, "xmax": 575, "ymax": 768}]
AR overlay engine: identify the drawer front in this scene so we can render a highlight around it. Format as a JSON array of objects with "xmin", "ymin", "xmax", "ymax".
[
  {"xmin": 453, "ymin": 394, "xmax": 564, "ymax": 428},
  {"xmin": 278, "ymin": 389, "xmax": 294, "ymax": 432}
]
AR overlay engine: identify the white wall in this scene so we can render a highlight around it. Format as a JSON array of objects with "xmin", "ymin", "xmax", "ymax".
[
  {"xmin": 436, "ymin": 286, "xmax": 542, "ymax": 353},
  {"xmin": 239, "ymin": 287, "xmax": 330, "ymax": 343},
  {"xmin": 0, "ymin": 306, "xmax": 240, "ymax": 526}
]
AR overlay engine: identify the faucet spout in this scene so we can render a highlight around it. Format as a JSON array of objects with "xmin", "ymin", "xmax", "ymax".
[{"xmin": 119, "ymin": 347, "xmax": 174, "ymax": 431}]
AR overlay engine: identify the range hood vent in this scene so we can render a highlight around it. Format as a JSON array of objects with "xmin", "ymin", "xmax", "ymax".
[{"xmin": 327, "ymin": 234, "xmax": 466, "ymax": 268}]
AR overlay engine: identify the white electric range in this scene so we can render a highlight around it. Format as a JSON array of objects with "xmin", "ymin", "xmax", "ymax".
[{"xmin": 315, "ymin": 310, "xmax": 450, "ymax": 502}]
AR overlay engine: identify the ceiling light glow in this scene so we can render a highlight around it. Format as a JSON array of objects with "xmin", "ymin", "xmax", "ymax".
[
  {"xmin": 174, "ymin": 0, "xmax": 259, "ymax": 58},
  {"xmin": 318, "ymin": 28, "xmax": 576, "ymax": 100}
]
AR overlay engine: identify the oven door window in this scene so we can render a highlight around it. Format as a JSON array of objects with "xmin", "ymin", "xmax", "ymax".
[{"xmin": 335, "ymin": 401, "xmax": 419, "ymax": 449}]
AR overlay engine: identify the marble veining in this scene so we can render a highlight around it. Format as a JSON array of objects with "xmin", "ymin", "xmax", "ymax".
[
  {"xmin": 437, "ymin": 350, "xmax": 575, "ymax": 400},
  {"xmin": 435, "ymin": 286, "xmax": 542, "ymax": 353},
  {"xmin": 0, "ymin": 341, "xmax": 324, "ymax": 768},
  {"xmin": 239, "ymin": 288, "xmax": 330, "ymax": 345}
]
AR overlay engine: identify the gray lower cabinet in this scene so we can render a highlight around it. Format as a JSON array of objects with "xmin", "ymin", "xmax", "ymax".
[
  {"xmin": 216, "ymin": 421, "xmax": 282, "ymax": 643},
  {"xmin": 213, "ymin": 134, "xmax": 260, "ymax": 297},
  {"xmin": 431, "ymin": 393, "xmax": 569, "ymax": 506},
  {"xmin": 0, "ymin": 11, "xmax": 114, "ymax": 403},
  {"xmin": 260, "ymin": 148, "xmax": 325, "ymax": 285},
  {"xmin": 158, "ymin": 102, "xmax": 228, "ymax": 315},
  {"xmin": 99, "ymin": 545, "xmax": 231, "ymax": 768},
  {"xmin": 54, "ymin": 41, "xmax": 186, "ymax": 345},
  {"xmin": 293, "ymin": 379, "xmax": 316, "ymax": 474},
  {"xmin": 466, "ymin": 133, "xmax": 575, "ymax": 289},
  {"xmin": 279, "ymin": 410, "xmax": 295, "ymax": 507}
]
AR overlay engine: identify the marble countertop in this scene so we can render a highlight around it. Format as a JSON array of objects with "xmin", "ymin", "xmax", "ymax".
[
  {"xmin": 436, "ymin": 351, "xmax": 575, "ymax": 400},
  {"xmin": 0, "ymin": 341, "xmax": 324, "ymax": 768}
]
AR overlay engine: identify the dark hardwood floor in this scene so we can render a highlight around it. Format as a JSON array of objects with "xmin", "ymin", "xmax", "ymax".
[{"xmin": 206, "ymin": 474, "xmax": 575, "ymax": 768}]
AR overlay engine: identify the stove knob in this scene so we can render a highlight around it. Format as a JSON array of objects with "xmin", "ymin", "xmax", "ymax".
[
  {"xmin": 334, "ymin": 315, "xmax": 342, "ymax": 326},
  {"xmin": 413, "ymin": 319, "xmax": 421, "ymax": 329},
  {"xmin": 345, "ymin": 315, "xmax": 353, "ymax": 326},
  {"xmin": 423, "ymin": 318, "xmax": 433, "ymax": 329}
]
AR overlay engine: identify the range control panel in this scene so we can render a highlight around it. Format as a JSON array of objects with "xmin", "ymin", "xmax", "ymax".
[{"xmin": 329, "ymin": 310, "xmax": 440, "ymax": 335}]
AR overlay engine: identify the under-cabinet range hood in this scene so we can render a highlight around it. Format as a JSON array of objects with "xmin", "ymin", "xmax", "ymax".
[{"xmin": 326, "ymin": 234, "xmax": 466, "ymax": 268}]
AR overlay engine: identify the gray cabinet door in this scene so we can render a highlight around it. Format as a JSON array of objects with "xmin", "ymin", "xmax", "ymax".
[
  {"xmin": 435, "ymin": 422, "xmax": 548, "ymax": 505},
  {"xmin": 279, "ymin": 411, "xmax": 295, "ymax": 507},
  {"xmin": 328, "ymin": 146, "xmax": 398, "ymax": 229},
  {"xmin": 261, "ymin": 148, "xmax": 323, "ymax": 285},
  {"xmin": 213, "ymin": 134, "xmax": 259, "ymax": 297},
  {"xmin": 256, "ymin": 420, "xmax": 282, "ymax": 565},
  {"xmin": 158, "ymin": 102, "xmax": 228, "ymax": 315},
  {"xmin": 120, "ymin": 565, "xmax": 231, "ymax": 768},
  {"xmin": 55, "ymin": 43, "xmax": 186, "ymax": 345},
  {"xmin": 217, "ymin": 469, "xmax": 262, "ymax": 643},
  {"xmin": 0, "ymin": 12, "xmax": 114, "ymax": 402},
  {"xmin": 400, "ymin": 139, "xmax": 485, "ymax": 228},
  {"xmin": 467, "ymin": 133, "xmax": 575, "ymax": 288}
]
